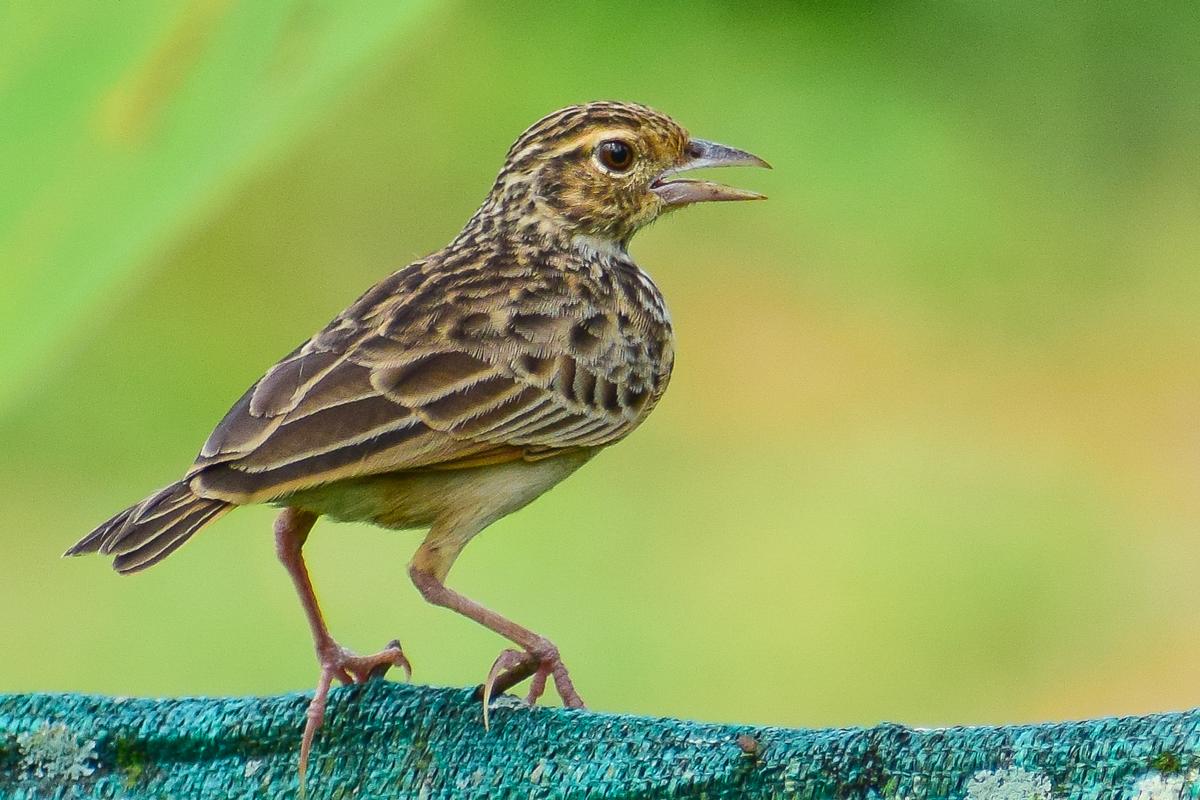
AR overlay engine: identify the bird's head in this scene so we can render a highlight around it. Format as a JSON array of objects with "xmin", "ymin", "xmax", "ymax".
[{"xmin": 480, "ymin": 101, "xmax": 769, "ymax": 250}]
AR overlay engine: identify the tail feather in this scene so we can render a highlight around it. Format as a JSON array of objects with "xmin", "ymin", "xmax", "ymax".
[
  {"xmin": 65, "ymin": 481, "xmax": 232, "ymax": 574},
  {"xmin": 65, "ymin": 506, "xmax": 137, "ymax": 557}
]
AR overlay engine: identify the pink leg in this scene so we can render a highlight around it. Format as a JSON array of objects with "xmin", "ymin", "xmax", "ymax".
[
  {"xmin": 408, "ymin": 562, "xmax": 584, "ymax": 728},
  {"xmin": 275, "ymin": 508, "xmax": 411, "ymax": 784}
]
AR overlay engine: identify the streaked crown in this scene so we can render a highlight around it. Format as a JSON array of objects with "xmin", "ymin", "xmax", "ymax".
[{"xmin": 487, "ymin": 101, "xmax": 691, "ymax": 244}]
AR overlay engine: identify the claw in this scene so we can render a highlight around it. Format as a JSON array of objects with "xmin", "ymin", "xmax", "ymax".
[
  {"xmin": 297, "ymin": 639, "xmax": 413, "ymax": 793},
  {"xmin": 367, "ymin": 639, "xmax": 411, "ymax": 682},
  {"xmin": 477, "ymin": 645, "xmax": 585, "ymax": 729},
  {"xmin": 481, "ymin": 649, "xmax": 532, "ymax": 730},
  {"xmin": 298, "ymin": 668, "xmax": 334, "ymax": 797}
]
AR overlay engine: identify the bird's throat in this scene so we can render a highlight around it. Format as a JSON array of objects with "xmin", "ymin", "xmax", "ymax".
[{"xmin": 570, "ymin": 233, "xmax": 630, "ymax": 261}]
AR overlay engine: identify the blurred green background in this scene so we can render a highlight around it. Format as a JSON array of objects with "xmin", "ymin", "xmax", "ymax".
[{"xmin": 2, "ymin": 2, "xmax": 1198, "ymax": 731}]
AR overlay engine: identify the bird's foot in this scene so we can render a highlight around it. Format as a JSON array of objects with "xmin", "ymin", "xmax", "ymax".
[
  {"xmin": 477, "ymin": 639, "xmax": 585, "ymax": 729},
  {"xmin": 299, "ymin": 639, "xmax": 410, "ymax": 783},
  {"xmin": 324, "ymin": 637, "xmax": 413, "ymax": 684}
]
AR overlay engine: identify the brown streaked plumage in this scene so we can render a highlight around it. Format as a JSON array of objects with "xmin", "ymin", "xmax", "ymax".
[{"xmin": 66, "ymin": 100, "xmax": 768, "ymax": 779}]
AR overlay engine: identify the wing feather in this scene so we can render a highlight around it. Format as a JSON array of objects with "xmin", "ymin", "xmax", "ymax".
[{"xmin": 188, "ymin": 255, "xmax": 672, "ymax": 505}]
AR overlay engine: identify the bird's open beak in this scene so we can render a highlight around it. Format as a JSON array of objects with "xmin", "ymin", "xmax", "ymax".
[{"xmin": 650, "ymin": 138, "xmax": 770, "ymax": 208}]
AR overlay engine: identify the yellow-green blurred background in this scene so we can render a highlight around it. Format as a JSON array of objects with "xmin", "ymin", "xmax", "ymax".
[{"xmin": 2, "ymin": 2, "xmax": 1199, "ymax": 730}]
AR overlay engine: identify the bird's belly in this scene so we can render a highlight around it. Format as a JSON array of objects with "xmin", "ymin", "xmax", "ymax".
[{"xmin": 278, "ymin": 449, "xmax": 596, "ymax": 531}]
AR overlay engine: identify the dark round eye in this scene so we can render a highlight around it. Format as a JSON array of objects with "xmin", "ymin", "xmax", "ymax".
[{"xmin": 596, "ymin": 139, "xmax": 635, "ymax": 172}]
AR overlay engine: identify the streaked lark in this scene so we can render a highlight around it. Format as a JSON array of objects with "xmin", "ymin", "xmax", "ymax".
[{"xmin": 67, "ymin": 101, "xmax": 768, "ymax": 775}]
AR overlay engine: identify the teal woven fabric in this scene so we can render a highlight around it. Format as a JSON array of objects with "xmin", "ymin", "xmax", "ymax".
[{"xmin": 1, "ymin": 681, "xmax": 1198, "ymax": 799}]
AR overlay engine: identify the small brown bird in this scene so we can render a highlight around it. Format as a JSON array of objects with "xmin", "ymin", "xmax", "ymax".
[{"xmin": 66, "ymin": 101, "xmax": 767, "ymax": 774}]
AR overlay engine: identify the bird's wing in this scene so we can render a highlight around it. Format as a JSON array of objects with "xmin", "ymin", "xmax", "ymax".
[{"xmin": 189, "ymin": 259, "xmax": 671, "ymax": 504}]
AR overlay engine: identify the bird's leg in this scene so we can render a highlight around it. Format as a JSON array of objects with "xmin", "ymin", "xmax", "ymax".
[
  {"xmin": 274, "ymin": 508, "xmax": 411, "ymax": 781},
  {"xmin": 408, "ymin": 538, "xmax": 585, "ymax": 728},
  {"xmin": 410, "ymin": 565, "xmax": 583, "ymax": 724}
]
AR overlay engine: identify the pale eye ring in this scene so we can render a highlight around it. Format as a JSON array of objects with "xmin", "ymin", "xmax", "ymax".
[{"xmin": 595, "ymin": 139, "xmax": 635, "ymax": 173}]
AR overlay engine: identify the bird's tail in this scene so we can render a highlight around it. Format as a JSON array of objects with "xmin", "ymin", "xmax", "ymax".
[{"xmin": 65, "ymin": 480, "xmax": 232, "ymax": 574}]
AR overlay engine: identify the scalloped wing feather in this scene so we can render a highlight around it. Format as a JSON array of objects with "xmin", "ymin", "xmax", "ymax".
[{"xmin": 189, "ymin": 253, "xmax": 672, "ymax": 506}]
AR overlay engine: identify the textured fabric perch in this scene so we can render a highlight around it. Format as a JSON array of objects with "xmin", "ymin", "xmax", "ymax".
[{"xmin": 1, "ymin": 682, "xmax": 1198, "ymax": 799}]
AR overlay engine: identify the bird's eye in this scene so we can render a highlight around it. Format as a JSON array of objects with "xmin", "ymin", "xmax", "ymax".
[{"xmin": 596, "ymin": 140, "xmax": 635, "ymax": 173}]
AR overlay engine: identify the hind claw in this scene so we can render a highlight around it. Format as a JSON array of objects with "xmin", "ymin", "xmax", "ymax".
[
  {"xmin": 478, "ymin": 644, "xmax": 585, "ymax": 729},
  {"xmin": 298, "ymin": 639, "xmax": 411, "ymax": 787}
]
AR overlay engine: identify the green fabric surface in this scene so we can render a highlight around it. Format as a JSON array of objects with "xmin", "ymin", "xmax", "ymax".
[{"xmin": 1, "ymin": 681, "xmax": 1197, "ymax": 799}]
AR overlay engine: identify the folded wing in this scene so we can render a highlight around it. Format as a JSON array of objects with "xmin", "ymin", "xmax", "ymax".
[{"xmin": 188, "ymin": 263, "xmax": 669, "ymax": 505}]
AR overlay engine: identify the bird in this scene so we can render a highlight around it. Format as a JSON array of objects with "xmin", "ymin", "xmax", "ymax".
[{"xmin": 65, "ymin": 100, "xmax": 768, "ymax": 778}]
